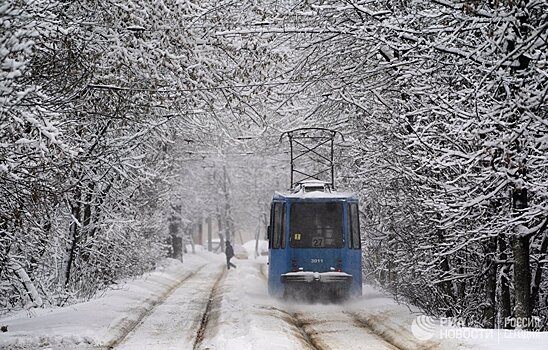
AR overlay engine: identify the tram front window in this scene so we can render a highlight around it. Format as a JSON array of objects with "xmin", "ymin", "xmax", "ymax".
[{"xmin": 289, "ymin": 202, "xmax": 344, "ymax": 248}]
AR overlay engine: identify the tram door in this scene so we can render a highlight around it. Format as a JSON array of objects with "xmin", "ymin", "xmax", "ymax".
[
  {"xmin": 346, "ymin": 202, "xmax": 362, "ymax": 293},
  {"xmin": 268, "ymin": 201, "xmax": 289, "ymax": 296}
]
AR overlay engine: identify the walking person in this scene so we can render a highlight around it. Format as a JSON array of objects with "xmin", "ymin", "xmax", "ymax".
[{"xmin": 225, "ymin": 241, "xmax": 237, "ymax": 269}]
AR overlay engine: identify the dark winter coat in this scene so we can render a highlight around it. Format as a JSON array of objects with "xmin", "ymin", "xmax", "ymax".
[{"xmin": 225, "ymin": 243, "xmax": 234, "ymax": 259}]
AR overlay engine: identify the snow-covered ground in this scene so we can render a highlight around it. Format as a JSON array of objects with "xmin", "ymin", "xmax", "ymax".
[
  {"xmin": 1, "ymin": 244, "xmax": 546, "ymax": 350},
  {"xmin": 0, "ymin": 252, "xmax": 219, "ymax": 350}
]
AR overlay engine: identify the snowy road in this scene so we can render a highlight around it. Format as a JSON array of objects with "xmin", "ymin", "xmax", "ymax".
[
  {"xmin": 193, "ymin": 257, "xmax": 434, "ymax": 350},
  {"xmin": 102, "ymin": 255, "xmax": 407, "ymax": 350},
  {"xmin": 3, "ymin": 249, "xmax": 545, "ymax": 350},
  {"xmin": 112, "ymin": 263, "xmax": 225, "ymax": 350},
  {"xmin": 245, "ymin": 306, "xmax": 403, "ymax": 350},
  {"xmin": 126, "ymin": 256, "xmax": 434, "ymax": 350}
]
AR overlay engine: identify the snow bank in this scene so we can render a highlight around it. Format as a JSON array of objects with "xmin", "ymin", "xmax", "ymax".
[
  {"xmin": 200, "ymin": 259, "xmax": 304, "ymax": 350},
  {"xmin": 348, "ymin": 285, "xmax": 548, "ymax": 350},
  {"xmin": 0, "ymin": 255, "xmax": 214, "ymax": 349},
  {"xmin": 242, "ymin": 239, "xmax": 269, "ymax": 257}
]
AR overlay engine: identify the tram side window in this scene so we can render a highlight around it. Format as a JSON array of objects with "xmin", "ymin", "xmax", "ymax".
[
  {"xmin": 271, "ymin": 202, "xmax": 285, "ymax": 249},
  {"xmin": 349, "ymin": 203, "xmax": 361, "ymax": 249}
]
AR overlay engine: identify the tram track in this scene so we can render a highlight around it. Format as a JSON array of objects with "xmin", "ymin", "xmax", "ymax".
[
  {"xmin": 292, "ymin": 311, "xmax": 340, "ymax": 350},
  {"xmin": 107, "ymin": 264, "xmax": 224, "ymax": 350},
  {"xmin": 349, "ymin": 312, "xmax": 439, "ymax": 350},
  {"xmin": 258, "ymin": 261, "xmax": 399, "ymax": 349},
  {"xmin": 350, "ymin": 312, "xmax": 406, "ymax": 349},
  {"xmin": 290, "ymin": 306, "xmax": 439, "ymax": 350},
  {"xmin": 293, "ymin": 310, "xmax": 400, "ymax": 350},
  {"xmin": 104, "ymin": 264, "xmax": 207, "ymax": 349},
  {"xmin": 255, "ymin": 306, "xmax": 326, "ymax": 350},
  {"xmin": 258, "ymin": 261, "xmax": 436, "ymax": 350},
  {"xmin": 193, "ymin": 268, "xmax": 227, "ymax": 350}
]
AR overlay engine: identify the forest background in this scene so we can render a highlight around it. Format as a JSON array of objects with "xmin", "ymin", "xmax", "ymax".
[{"xmin": 1, "ymin": 0, "xmax": 546, "ymax": 330}]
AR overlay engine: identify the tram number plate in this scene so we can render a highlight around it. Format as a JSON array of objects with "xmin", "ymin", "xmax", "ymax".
[
  {"xmin": 312, "ymin": 237, "xmax": 324, "ymax": 247},
  {"xmin": 311, "ymin": 258, "xmax": 324, "ymax": 264}
]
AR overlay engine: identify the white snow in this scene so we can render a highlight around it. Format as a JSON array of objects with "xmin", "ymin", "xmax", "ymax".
[
  {"xmin": 0, "ymin": 256, "xmax": 212, "ymax": 349},
  {"xmin": 277, "ymin": 190, "xmax": 356, "ymax": 199},
  {"xmin": 1, "ymin": 246, "xmax": 546, "ymax": 350},
  {"xmin": 242, "ymin": 239, "xmax": 268, "ymax": 257}
]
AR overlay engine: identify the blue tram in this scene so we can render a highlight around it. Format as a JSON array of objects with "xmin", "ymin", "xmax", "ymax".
[{"xmin": 267, "ymin": 180, "xmax": 362, "ymax": 301}]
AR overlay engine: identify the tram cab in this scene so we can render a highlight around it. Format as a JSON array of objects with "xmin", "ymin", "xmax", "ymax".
[{"xmin": 267, "ymin": 180, "xmax": 362, "ymax": 301}]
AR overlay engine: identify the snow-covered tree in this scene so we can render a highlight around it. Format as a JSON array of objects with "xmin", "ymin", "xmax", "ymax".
[{"xmin": 242, "ymin": 0, "xmax": 547, "ymax": 329}]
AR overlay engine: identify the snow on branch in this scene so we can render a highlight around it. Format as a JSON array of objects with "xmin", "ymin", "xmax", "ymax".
[
  {"xmin": 215, "ymin": 27, "xmax": 349, "ymax": 36},
  {"xmin": 7, "ymin": 258, "xmax": 43, "ymax": 309},
  {"xmin": 514, "ymin": 218, "xmax": 548, "ymax": 238},
  {"xmin": 431, "ymin": 0, "xmax": 494, "ymax": 18}
]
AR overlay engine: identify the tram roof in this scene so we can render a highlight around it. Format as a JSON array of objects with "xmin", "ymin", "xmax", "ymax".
[
  {"xmin": 272, "ymin": 190, "xmax": 358, "ymax": 201},
  {"xmin": 272, "ymin": 180, "xmax": 357, "ymax": 201}
]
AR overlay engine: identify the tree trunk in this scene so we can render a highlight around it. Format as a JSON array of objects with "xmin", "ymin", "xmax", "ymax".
[
  {"xmin": 79, "ymin": 181, "xmax": 95, "ymax": 262},
  {"xmin": 531, "ymin": 228, "xmax": 548, "ymax": 314},
  {"xmin": 169, "ymin": 205, "xmax": 182, "ymax": 261},
  {"xmin": 217, "ymin": 212, "xmax": 224, "ymax": 253},
  {"xmin": 8, "ymin": 258, "xmax": 43, "ymax": 308},
  {"xmin": 189, "ymin": 227, "xmax": 195, "ymax": 254},
  {"xmin": 171, "ymin": 235, "xmax": 183, "ymax": 261},
  {"xmin": 64, "ymin": 188, "xmax": 81, "ymax": 287},
  {"xmin": 498, "ymin": 235, "xmax": 512, "ymax": 328},
  {"xmin": 207, "ymin": 215, "xmax": 212, "ymax": 252},
  {"xmin": 511, "ymin": 234, "xmax": 531, "ymax": 328},
  {"xmin": 223, "ymin": 165, "xmax": 233, "ymax": 243},
  {"xmin": 437, "ymin": 225, "xmax": 454, "ymax": 315},
  {"xmin": 197, "ymin": 220, "xmax": 203, "ymax": 245},
  {"xmin": 456, "ymin": 265, "xmax": 466, "ymax": 301},
  {"xmin": 511, "ymin": 182, "xmax": 531, "ymax": 328},
  {"xmin": 483, "ymin": 237, "xmax": 497, "ymax": 328}
]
